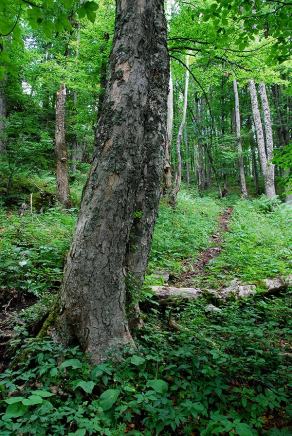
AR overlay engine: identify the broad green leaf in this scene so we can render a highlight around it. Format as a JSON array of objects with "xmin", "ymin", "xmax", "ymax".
[
  {"xmin": 4, "ymin": 403, "xmax": 28, "ymax": 418},
  {"xmin": 75, "ymin": 381, "xmax": 95, "ymax": 394},
  {"xmin": 146, "ymin": 379, "xmax": 168, "ymax": 394},
  {"xmin": 5, "ymin": 397, "xmax": 25, "ymax": 405},
  {"xmin": 99, "ymin": 389, "xmax": 120, "ymax": 411},
  {"xmin": 60, "ymin": 359, "xmax": 82, "ymax": 370},
  {"xmin": 22, "ymin": 395, "xmax": 43, "ymax": 406},
  {"xmin": 130, "ymin": 355, "xmax": 145, "ymax": 366},
  {"xmin": 31, "ymin": 390, "xmax": 54, "ymax": 398},
  {"xmin": 235, "ymin": 422, "xmax": 255, "ymax": 436},
  {"xmin": 68, "ymin": 429, "xmax": 86, "ymax": 436}
]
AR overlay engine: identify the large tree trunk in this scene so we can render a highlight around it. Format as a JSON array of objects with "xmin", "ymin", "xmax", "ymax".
[
  {"xmin": 233, "ymin": 79, "xmax": 248, "ymax": 197},
  {"xmin": 173, "ymin": 55, "xmax": 189, "ymax": 198},
  {"xmin": 58, "ymin": 0, "xmax": 169, "ymax": 362},
  {"xmin": 0, "ymin": 80, "xmax": 6, "ymax": 154},
  {"xmin": 258, "ymin": 82, "xmax": 276, "ymax": 197},
  {"xmin": 248, "ymin": 79, "xmax": 272, "ymax": 197},
  {"xmin": 55, "ymin": 83, "xmax": 71, "ymax": 208}
]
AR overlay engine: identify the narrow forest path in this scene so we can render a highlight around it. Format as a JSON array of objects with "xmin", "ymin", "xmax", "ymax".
[{"xmin": 171, "ymin": 207, "xmax": 233, "ymax": 287}]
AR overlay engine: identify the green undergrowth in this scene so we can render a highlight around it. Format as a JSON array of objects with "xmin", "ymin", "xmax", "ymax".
[
  {"xmin": 0, "ymin": 190, "xmax": 291, "ymax": 435},
  {"xmin": 0, "ymin": 293, "xmax": 291, "ymax": 435},
  {"xmin": 198, "ymin": 196, "xmax": 292, "ymax": 289},
  {"xmin": 0, "ymin": 208, "xmax": 76, "ymax": 296},
  {"xmin": 0, "ymin": 191, "xmax": 220, "ymax": 297},
  {"xmin": 148, "ymin": 192, "xmax": 221, "ymax": 275}
]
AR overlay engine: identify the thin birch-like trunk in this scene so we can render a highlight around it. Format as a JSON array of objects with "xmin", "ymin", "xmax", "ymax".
[
  {"xmin": 258, "ymin": 82, "xmax": 276, "ymax": 197},
  {"xmin": 164, "ymin": 73, "xmax": 173, "ymax": 193},
  {"xmin": 174, "ymin": 54, "xmax": 189, "ymax": 196},
  {"xmin": 55, "ymin": 83, "xmax": 71, "ymax": 208},
  {"xmin": 184, "ymin": 127, "xmax": 190, "ymax": 185},
  {"xmin": 233, "ymin": 79, "xmax": 248, "ymax": 197},
  {"xmin": 249, "ymin": 79, "xmax": 271, "ymax": 196},
  {"xmin": 0, "ymin": 80, "xmax": 6, "ymax": 154}
]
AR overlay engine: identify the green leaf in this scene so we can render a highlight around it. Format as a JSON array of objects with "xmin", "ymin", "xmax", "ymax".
[
  {"xmin": 68, "ymin": 430, "xmax": 86, "ymax": 436},
  {"xmin": 31, "ymin": 390, "xmax": 54, "ymax": 398},
  {"xmin": 84, "ymin": 1, "xmax": 99, "ymax": 23},
  {"xmin": 75, "ymin": 381, "xmax": 95, "ymax": 394},
  {"xmin": 146, "ymin": 379, "xmax": 168, "ymax": 394},
  {"xmin": 68, "ymin": 428, "xmax": 86, "ymax": 436},
  {"xmin": 5, "ymin": 396, "xmax": 25, "ymax": 404},
  {"xmin": 22, "ymin": 395, "xmax": 43, "ymax": 406},
  {"xmin": 130, "ymin": 355, "xmax": 145, "ymax": 366},
  {"xmin": 4, "ymin": 403, "xmax": 28, "ymax": 418},
  {"xmin": 99, "ymin": 389, "xmax": 120, "ymax": 411},
  {"xmin": 235, "ymin": 422, "xmax": 255, "ymax": 436},
  {"xmin": 60, "ymin": 359, "xmax": 82, "ymax": 370}
]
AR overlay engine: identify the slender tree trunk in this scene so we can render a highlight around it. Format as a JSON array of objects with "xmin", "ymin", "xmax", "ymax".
[
  {"xmin": 174, "ymin": 55, "xmax": 189, "ymax": 197},
  {"xmin": 184, "ymin": 127, "xmax": 190, "ymax": 185},
  {"xmin": 233, "ymin": 79, "xmax": 248, "ymax": 197},
  {"xmin": 164, "ymin": 73, "xmax": 173, "ymax": 194},
  {"xmin": 71, "ymin": 27, "xmax": 82, "ymax": 174},
  {"xmin": 258, "ymin": 82, "xmax": 276, "ymax": 197},
  {"xmin": 58, "ymin": 0, "xmax": 169, "ymax": 362},
  {"xmin": 248, "ymin": 79, "xmax": 272, "ymax": 197},
  {"xmin": 0, "ymin": 80, "xmax": 6, "ymax": 154},
  {"xmin": 55, "ymin": 83, "xmax": 71, "ymax": 208},
  {"xmin": 251, "ymin": 144, "xmax": 260, "ymax": 195}
]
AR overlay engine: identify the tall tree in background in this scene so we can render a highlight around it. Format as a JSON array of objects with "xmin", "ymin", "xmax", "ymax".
[
  {"xmin": 233, "ymin": 79, "xmax": 248, "ymax": 197},
  {"xmin": 174, "ymin": 54, "xmax": 189, "ymax": 199},
  {"xmin": 55, "ymin": 83, "xmax": 71, "ymax": 208},
  {"xmin": 258, "ymin": 82, "xmax": 276, "ymax": 197},
  {"xmin": 58, "ymin": 0, "xmax": 169, "ymax": 362},
  {"xmin": 249, "ymin": 79, "xmax": 276, "ymax": 198},
  {"xmin": 0, "ymin": 79, "xmax": 6, "ymax": 154}
]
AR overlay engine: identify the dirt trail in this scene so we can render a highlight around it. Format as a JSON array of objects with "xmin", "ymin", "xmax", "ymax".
[{"xmin": 172, "ymin": 207, "xmax": 233, "ymax": 287}]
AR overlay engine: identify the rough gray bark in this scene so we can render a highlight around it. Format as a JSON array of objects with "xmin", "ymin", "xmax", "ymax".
[
  {"xmin": 0, "ymin": 80, "xmax": 6, "ymax": 153},
  {"xmin": 71, "ymin": 27, "xmax": 82, "ymax": 174},
  {"xmin": 258, "ymin": 82, "xmax": 276, "ymax": 197},
  {"xmin": 55, "ymin": 83, "xmax": 71, "ymax": 208},
  {"xmin": 174, "ymin": 55, "xmax": 189, "ymax": 196},
  {"xmin": 233, "ymin": 79, "xmax": 248, "ymax": 197},
  {"xmin": 249, "ymin": 80, "xmax": 272, "ymax": 196},
  {"xmin": 184, "ymin": 127, "xmax": 190, "ymax": 185},
  {"xmin": 251, "ymin": 143, "xmax": 260, "ymax": 195},
  {"xmin": 164, "ymin": 73, "xmax": 173, "ymax": 194},
  {"xmin": 58, "ymin": 0, "xmax": 169, "ymax": 362}
]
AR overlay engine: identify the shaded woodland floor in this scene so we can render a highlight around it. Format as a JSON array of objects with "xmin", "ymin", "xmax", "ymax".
[{"xmin": 0, "ymin": 189, "xmax": 291, "ymax": 435}]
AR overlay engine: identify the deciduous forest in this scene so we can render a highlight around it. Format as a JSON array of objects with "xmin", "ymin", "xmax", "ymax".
[{"xmin": 0, "ymin": 0, "xmax": 291, "ymax": 434}]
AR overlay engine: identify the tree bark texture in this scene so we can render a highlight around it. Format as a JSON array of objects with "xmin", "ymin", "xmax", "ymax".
[
  {"xmin": 164, "ymin": 73, "xmax": 173, "ymax": 193},
  {"xmin": 233, "ymin": 79, "xmax": 248, "ymax": 197},
  {"xmin": 248, "ymin": 79, "xmax": 273, "ymax": 197},
  {"xmin": 258, "ymin": 82, "xmax": 276, "ymax": 197},
  {"xmin": 0, "ymin": 80, "xmax": 6, "ymax": 154},
  {"xmin": 55, "ymin": 83, "xmax": 71, "ymax": 208},
  {"xmin": 173, "ymin": 55, "xmax": 189, "ymax": 198},
  {"xmin": 59, "ymin": 0, "xmax": 169, "ymax": 362}
]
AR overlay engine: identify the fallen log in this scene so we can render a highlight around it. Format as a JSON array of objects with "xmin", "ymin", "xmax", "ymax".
[
  {"xmin": 151, "ymin": 286, "xmax": 202, "ymax": 301},
  {"xmin": 150, "ymin": 275, "xmax": 291, "ymax": 304}
]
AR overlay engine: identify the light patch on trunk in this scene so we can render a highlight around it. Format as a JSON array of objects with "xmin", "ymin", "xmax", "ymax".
[
  {"xmin": 115, "ymin": 61, "xmax": 131, "ymax": 82},
  {"xmin": 107, "ymin": 173, "xmax": 120, "ymax": 194},
  {"xmin": 121, "ymin": 0, "xmax": 145, "ymax": 13},
  {"xmin": 102, "ymin": 138, "xmax": 113, "ymax": 155},
  {"xmin": 111, "ymin": 81, "xmax": 122, "ymax": 109}
]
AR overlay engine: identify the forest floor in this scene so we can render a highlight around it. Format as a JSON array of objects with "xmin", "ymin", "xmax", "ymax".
[{"xmin": 0, "ymin": 188, "xmax": 291, "ymax": 435}]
